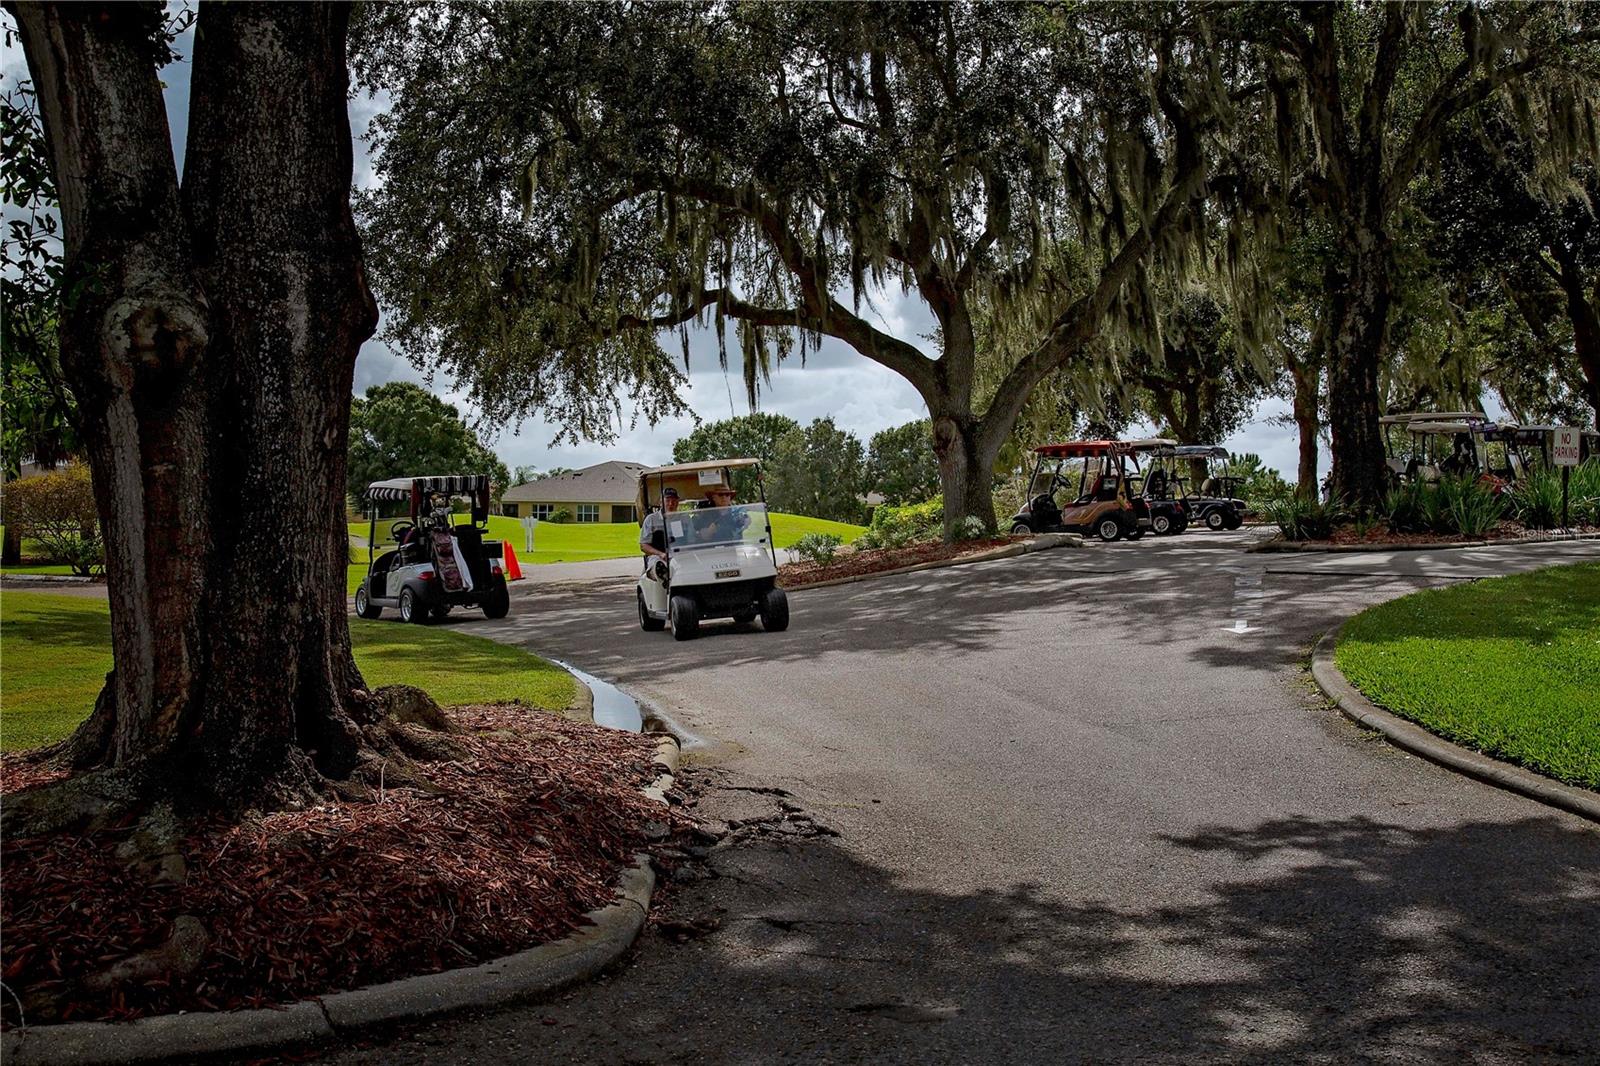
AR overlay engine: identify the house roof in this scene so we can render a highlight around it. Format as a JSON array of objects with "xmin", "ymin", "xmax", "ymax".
[{"xmin": 501, "ymin": 461, "xmax": 646, "ymax": 504}]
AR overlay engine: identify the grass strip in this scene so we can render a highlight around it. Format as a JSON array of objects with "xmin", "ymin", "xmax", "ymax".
[
  {"xmin": 0, "ymin": 591, "xmax": 574, "ymax": 751},
  {"xmin": 1334, "ymin": 562, "xmax": 1600, "ymax": 790}
]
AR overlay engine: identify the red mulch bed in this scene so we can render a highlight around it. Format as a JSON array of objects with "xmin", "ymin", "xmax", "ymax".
[
  {"xmin": 779, "ymin": 536, "xmax": 1020, "ymax": 588},
  {"xmin": 1292, "ymin": 520, "xmax": 1597, "ymax": 547},
  {"xmin": 0, "ymin": 706, "xmax": 683, "ymax": 1024}
]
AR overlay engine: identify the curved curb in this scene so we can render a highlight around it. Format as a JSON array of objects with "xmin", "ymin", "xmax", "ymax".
[
  {"xmin": 786, "ymin": 532, "xmax": 1083, "ymax": 592},
  {"xmin": 1, "ymin": 741, "xmax": 684, "ymax": 1066},
  {"xmin": 1253, "ymin": 530, "xmax": 1600, "ymax": 554},
  {"xmin": 1311, "ymin": 625, "xmax": 1600, "ymax": 824}
]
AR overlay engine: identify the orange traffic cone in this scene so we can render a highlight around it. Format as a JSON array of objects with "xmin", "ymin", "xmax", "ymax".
[{"xmin": 503, "ymin": 541, "xmax": 524, "ymax": 581}]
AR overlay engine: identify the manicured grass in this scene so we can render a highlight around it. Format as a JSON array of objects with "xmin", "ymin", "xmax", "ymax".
[
  {"xmin": 1334, "ymin": 562, "xmax": 1600, "ymax": 790},
  {"xmin": 0, "ymin": 591, "xmax": 574, "ymax": 752},
  {"xmin": 347, "ymin": 510, "xmax": 864, "ymax": 565}
]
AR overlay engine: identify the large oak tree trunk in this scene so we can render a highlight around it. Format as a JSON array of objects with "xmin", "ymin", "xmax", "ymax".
[
  {"xmin": 182, "ymin": 2, "xmax": 379, "ymax": 801},
  {"xmin": 1324, "ymin": 231, "xmax": 1394, "ymax": 510},
  {"xmin": 1288, "ymin": 352, "xmax": 1321, "ymax": 499},
  {"xmin": 1552, "ymin": 244, "xmax": 1600, "ymax": 426},
  {"xmin": 931, "ymin": 412, "xmax": 998, "ymax": 540},
  {"xmin": 11, "ymin": 1, "xmax": 379, "ymax": 815}
]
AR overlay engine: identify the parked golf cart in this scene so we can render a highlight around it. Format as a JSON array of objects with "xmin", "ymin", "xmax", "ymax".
[
  {"xmin": 354, "ymin": 474, "xmax": 511, "ymax": 623},
  {"xmin": 1147, "ymin": 444, "xmax": 1246, "ymax": 530},
  {"xmin": 1125, "ymin": 438, "xmax": 1189, "ymax": 535},
  {"xmin": 1009, "ymin": 441, "xmax": 1148, "ymax": 542},
  {"xmin": 635, "ymin": 458, "xmax": 788, "ymax": 640},
  {"xmin": 1379, "ymin": 410, "xmax": 1487, "ymax": 484}
]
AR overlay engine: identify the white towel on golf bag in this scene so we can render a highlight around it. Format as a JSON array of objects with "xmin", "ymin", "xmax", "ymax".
[{"xmin": 450, "ymin": 536, "xmax": 474, "ymax": 591}]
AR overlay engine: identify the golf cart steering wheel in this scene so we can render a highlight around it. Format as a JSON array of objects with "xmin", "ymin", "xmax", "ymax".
[{"xmin": 390, "ymin": 520, "xmax": 416, "ymax": 544}]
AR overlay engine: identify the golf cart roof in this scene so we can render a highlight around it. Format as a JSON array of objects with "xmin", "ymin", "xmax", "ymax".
[
  {"xmin": 364, "ymin": 474, "xmax": 491, "ymax": 502},
  {"xmin": 1166, "ymin": 445, "xmax": 1231, "ymax": 459},
  {"xmin": 1406, "ymin": 421, "xmax": 1481, "ymax": 435},
  {"xmin": 1124, "ymin": 437, "xmax": 1178, "ymax": 451},
  {"xmin": 1379, "ymin": 410, "xmax": 1486, "ymax": 425},
  {"xmin": 636, "ymin": 457, "xmax": 761, "ymax": 514},
  {"xmin": 1033, "ymin": 440, "xmax": 1131, "ymax": 457},
  {"xmin": 638, "ymin": 458, "xmax": 762, "ymax": 478}
]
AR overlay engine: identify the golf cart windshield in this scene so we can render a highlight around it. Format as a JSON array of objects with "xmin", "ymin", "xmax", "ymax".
[{"xmin": 666, "ymin": 503, "xmax": 771, "ymax": 551}]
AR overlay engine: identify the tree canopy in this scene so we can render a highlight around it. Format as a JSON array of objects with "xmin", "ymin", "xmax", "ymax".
[
  {"xmin": 866, "ymin": 419, "xmax": 940, "ymax": 506},
  {"xmin": 671, "ymin": 411, "xmax": 799, "ymax": 499},
  {"xmin": 346, "ymin": 382, "xmax": 510, "ymax": 504},
  {"xmin": 352, "ymin": 1, "xmax": 1247, "ymax": 537},
  {"xmin": 767, "ymin": 417, "xmax": 868, "ymax": 524}
]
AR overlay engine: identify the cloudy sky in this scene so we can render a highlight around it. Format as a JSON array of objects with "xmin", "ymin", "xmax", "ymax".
[{"xmin": 4, "ymin": 23, "xmax": 1308, "ymax": 481}]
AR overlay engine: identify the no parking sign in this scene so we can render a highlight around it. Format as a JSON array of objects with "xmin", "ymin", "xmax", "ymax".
[{"xmin": 1552, "ymin": 427, "xmax": 1581, "ymax": 467}]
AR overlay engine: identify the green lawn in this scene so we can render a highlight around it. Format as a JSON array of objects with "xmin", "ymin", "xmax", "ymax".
[
  {"xmin": 348, "ymin": 511, "xmax": 864, "ymax": 567},
  {"xmin": 1334, "ymin": 562, "xmax": 1600, "ymax": 790},
  {"xmin": 0, "ymin": 591, "xmax": 574, "ymax": 753}
]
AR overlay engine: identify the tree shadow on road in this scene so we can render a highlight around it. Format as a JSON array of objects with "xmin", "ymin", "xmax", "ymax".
[{"xmin": 327, "ymin": 801, "xmax": 1600, "ymax": 1065}]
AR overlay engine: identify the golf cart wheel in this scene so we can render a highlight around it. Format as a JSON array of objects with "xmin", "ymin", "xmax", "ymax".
[
  {"xmin": 759, "ymin": 587, "xmax": 790, "ymax": 633},
  {"xmin": 732, "ymin": 608, "xmax": 757, "ymax": 625},
  {"xmin": 670, "ymin": 594, "xmax": 700, "ymax": 640},
  {"xmin": 355, "ymin": 582, "xmax": 382, "ymax": 620},
  {"xmin": 430, "ymin": 604, "xmax": 451, "ymax": 622},
  {"xmin": 1010, "ymin": 521, "xmax": 1033, "ymax": 535},
  {"xmin": 399, "ymin": 587, "xmax": 426, "ymax": 624},
  {"xmin": 1204, "ymin": 508, "xmax": 1226, "ymax": 531},
  {"xmin": 482, "ymin": 580, "xmax": 510, "ymax": 619},
  {"xmin": 1223, "ymin": 511, "xmax": 1243, "ymax": 530},
  {"xmin": 639, "ymin": 589, "xmax": 665, "ymax": 631},
  {"xmin": 1172, "ymin": 514, "xmax": 1189, "ymax": 534},
  {"xmin": 1126, "ymin": 527, "xmax": 1144, "ymax": 540},
  {"xmin": 1096, "ymin": 517, "xmax": 1123, "ymax": 542},
  {"xmin": 1151, "ymin": 514, "xmax": 1172, "ymax": 535}
]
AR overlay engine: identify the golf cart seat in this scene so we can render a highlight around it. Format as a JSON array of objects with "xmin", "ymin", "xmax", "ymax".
[
  {"xmin": 1200, "ymin": 476, "xmax": 1220, "ymax": 496},
  {"xmin": 453, "ymin": 524, "xmax": 492, "ymax": 589}
]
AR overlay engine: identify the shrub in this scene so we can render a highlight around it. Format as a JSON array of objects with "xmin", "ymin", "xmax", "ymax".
[
  {"xmin": 1384, "ymin": 482, "xmax": 1427, "ymax": 534},
  {"xmin": 547, "ymin": 507, "xmax": 573, "ymax": 524},
  {"xmin": 0, "ymin": 462, "xmax": 103, "ymax": 575},
  {"xmin": 867, "ymin": 497, "xmax": 943, "ymax": 544},
  {"xmin": 792, "ymin": 532, "xmax": 844, "ymax": 566},
  {"xmin": 954, "ymin": 515, "xmax": 989, "ymax": 541},
  {"xmin": 1262, "ymin": 495, "xmax": 1339, "ymax": 541},
  {"xmin": 1567, "ymin": 459, "xmax": 1600, "ymax": 527},
  {"xmin": 1441, "ymin": 476, "xmax": 1503, "ymax": 537}
]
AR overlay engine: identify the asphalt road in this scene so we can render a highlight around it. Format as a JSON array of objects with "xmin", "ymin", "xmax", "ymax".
[{"xmin": 326, "ymin": 531, "xmax": 1600, "ymax": 1065}]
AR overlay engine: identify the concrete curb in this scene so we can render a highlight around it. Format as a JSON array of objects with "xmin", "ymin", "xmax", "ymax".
[
  {"xmin": 1, "ymin": 733, "xmax": 684, "ymax": 1065},
  {"xmin": 786, "ymin": 532, "xmax": 1083, "ymax": 592},
  {"xmin": 0, "ymin": 573, "xmax": 98, "ymax": 584},
  {"xmin": 1254, "ymin": 530, "xmax": 1600, "ymax": 553},
  {"xmin": 1311, "ymin": 625, "xmax": 1600, "ymax": 824}
]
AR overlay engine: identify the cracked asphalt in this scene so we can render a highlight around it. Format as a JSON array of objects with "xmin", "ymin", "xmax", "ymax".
[{"xmin": 321, "ymin": 531, "xmax": 1600, "ymax": 1064}]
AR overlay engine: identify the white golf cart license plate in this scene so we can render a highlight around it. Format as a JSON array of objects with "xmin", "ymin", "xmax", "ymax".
[{"xmin": 715, "ymin": 568, "xmax": 741, "ymax": 579}]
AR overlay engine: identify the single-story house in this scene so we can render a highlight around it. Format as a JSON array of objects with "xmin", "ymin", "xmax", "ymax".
[{"xmin": 499, "ymin": 461, "xmax": 645, "ymax": 523}]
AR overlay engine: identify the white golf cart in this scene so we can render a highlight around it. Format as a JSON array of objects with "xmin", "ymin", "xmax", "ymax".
[
  {"xmin": 635, "ymin": 458, "xmax": 789, "ymax": 640},
  {"xmin": 354, "ymin": 474, "xmax": 511, "ymax": 623}
]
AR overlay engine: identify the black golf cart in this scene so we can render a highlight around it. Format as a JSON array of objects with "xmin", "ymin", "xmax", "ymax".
[
  {"xmin": 1125, "ymin": 438, "xmax": 1190, "ymax": 535},
  {"xmin": 1010, "ymin": 441, "xmax": 1149, "ymax": 542},
  {"xmin": 1148, "ymin": 445, "xmax": 1246, "ymax": 530},
  {"xmin": 354, "ymin": 474, "xmax": 511, "ymax": 623}
]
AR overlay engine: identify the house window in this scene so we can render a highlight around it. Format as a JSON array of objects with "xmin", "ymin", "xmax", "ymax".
[
  {"xmin": 502, "ymin": 503, "xmax": 519, "ymax": 518},
  {"xmin": 531, "ymin": 504, "xmax": 554, "ymax": 520},
  {"xmin": 577, "ymin": 504, "xmax": 600, "ymax": 523},
  {"xmin": 611, "ymin": 505, "xmax": 636, "ymax": 523}
]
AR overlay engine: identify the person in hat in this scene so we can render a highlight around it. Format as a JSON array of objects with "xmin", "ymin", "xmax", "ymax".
[
  {"xmin": 640, "ymin": 485, "xmax": 680, "ymax": 566},
  {"xmin": 695, "ymin": 483, "xmax": 746, "ymax": 542}
]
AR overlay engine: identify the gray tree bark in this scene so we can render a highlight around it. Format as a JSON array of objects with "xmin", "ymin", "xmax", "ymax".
[{"xmin": 9, "ymin": 0, "xmax": 379, "ymax": 814}]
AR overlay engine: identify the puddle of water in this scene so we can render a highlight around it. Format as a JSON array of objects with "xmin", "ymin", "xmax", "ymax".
[{"xmin": 556, "ymin": 661, "xmax": 643, "ymax": 732}]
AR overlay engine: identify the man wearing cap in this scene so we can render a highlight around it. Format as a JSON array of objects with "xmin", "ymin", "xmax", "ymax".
[{"xmin": 640, "ymin": 486, "xmax": 680, "ymax": 567}]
